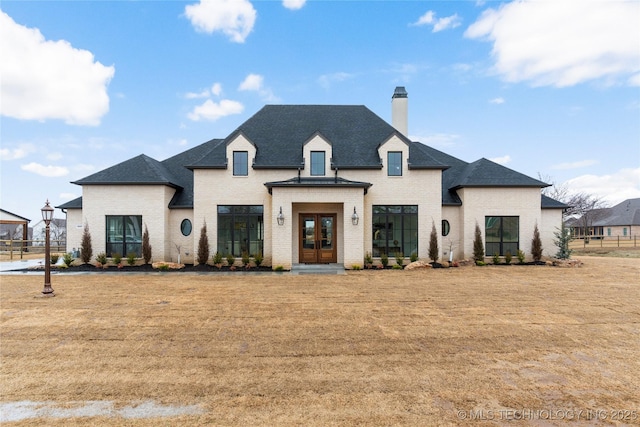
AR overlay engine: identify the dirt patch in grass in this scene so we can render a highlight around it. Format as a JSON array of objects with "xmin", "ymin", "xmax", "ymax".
[{"xmin": 1, "ymin": 257, "xmax": 639, "ymax": 426}]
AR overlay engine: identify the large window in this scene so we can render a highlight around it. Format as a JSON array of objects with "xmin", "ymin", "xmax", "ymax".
[
  {"xmin": 233, "ymin": 151, "xmax": 248, "ymax": 176},
  {"xmin": 106, "ymin": 215, "xmax": 142, "ymax": 257},
  {"xmin": 310, "ymin": 151, "xmax": 326, "ymax": 176},
  {"xmin": 387, "ymin": 152, "xmax": 402, "ymax": 176},
  {"xmin": 372, "ymin": 205, "xmax": 418, "ymax": 257},
  {"xmin": 217, "ymin": 205, "xmax": 263, "ymax": 257},
  {"xmin": 485, "ymin": 216, "xmax": 519, "ymax": 256}
]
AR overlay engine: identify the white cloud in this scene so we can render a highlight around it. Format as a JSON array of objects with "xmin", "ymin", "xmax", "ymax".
[
  {"xmin": 564, "ymin": 168, "xmax": 640, "ymax": 205},
  {"xmin": 185, "ymin": 82, "xmax": 223, "ymax": 99},
  {"xmin": 318, "ymin": 72, "xmax": 355, "ymax": 89},
  {"xmin": 489, "ymin": 97, "xmax": 505, "ymax": 104},
  {"xmin": 239, "ymin": 73, "xmax": 264, "ymax": 91},
  {"xmin": 238, "ymin": 73, "xmax": 279, "ymax": 102},
  {"xmin": 465, "ymin": 0, "xmax": 640, "ymax": 87},
  {"xmin": 184, "ymin": 0, "xmax": 256, "ymax": 43},
  {"xmin": 187, "ymin": 99, "xmax": 244, "ymax": 121},
  {"xmin": 0, "ymin": 11, "xmax": 114, "ymax": 126},
  {"xmin": 489, "ymin": 155, "xmax": 511, "ymax": 165},
  {"xmin": 0, "ymin": 143, "xmax": 36, "ymax": 160},
  {"xmin": 552, "ymin": 159, "xmax": 597, "ymax": 170},
  {"xmin": 283, "ymin": 0, "xmax": 305, "ymax": 10},
  {"xmin": 211, "ymin": 82, "xmax": 222, "ymax": 96},
  {"xmin": 412, "ymin": 11, "xmax": 461, "ymax": 32},
  {"xmin": 21, "ymin": 162, "xmax": 69, "ymax": 177}
]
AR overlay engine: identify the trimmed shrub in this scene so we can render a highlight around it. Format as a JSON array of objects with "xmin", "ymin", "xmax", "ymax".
[
  {"xmin": 142, "ymin": 224, "xmax": 152, "ymax": 264},
  {"xmin": 80, "ymin": 223, "xmax": 93, "ymax": 264},
  {"xmin": 381, "ymin": 253, "xmax": 389, "ymax": 267},
  {"xmin": 112, "ymin": 252, "xmax": 122, "ymax": 265},
  {"xmin": 394, "ymin": 252, "xmax": 404, "ymax": 267},
  {"xmin": 197, "ymin": 222, "xmax": 210, "ymax": 265},
  {"xmin": 428, "ymin": 221, "xmax": 439, "ymax": 262},
  {"xmin": 473, "ymin": 222, "xmax": 484, "ymax": 262},
  {"xmin": 127, "ymin": 252, "xmax": 137, "ymax": 266},
  {"xmin": 516, "ymin": 249, "xmax": 525, "ymax": 264},
  {"xmin": 63, "ymin": 252, "xmax": 74, "ymax": 267},
  {"xmin": 531, "ymin": 223, "xmax": 543, "ymax": 262},
  {"xmin": 505, "ymin": 251, "xmax": 512, "ymax": 265},
  {"xmin": 492, "ymin": 252, "xmax": 500, "ymax": 265},
  {"xmin": 95, "ymin": 252, "xmax": 107, "ymax": 265},
  {"xmin": 254, "ymin": 251, "xmax": 263, "ymax": 267}
]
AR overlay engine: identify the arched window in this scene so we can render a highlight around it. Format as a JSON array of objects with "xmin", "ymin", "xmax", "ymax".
[{"xmin": 442, "ymin": 220, "xmax": 450, "ymax": 237}]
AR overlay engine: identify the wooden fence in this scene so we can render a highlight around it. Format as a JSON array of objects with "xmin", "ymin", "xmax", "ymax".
[
  {"xmin": 0, "ymin": 239, "xmax": 66, "ymax": 261},
  {"xmin": 569, "ymin": 235, "xmax": 638, "ymax": 249}
]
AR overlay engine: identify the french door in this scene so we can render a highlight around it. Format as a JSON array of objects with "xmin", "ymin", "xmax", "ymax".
[{"xmin": 299, "ymin": 214, "xmax": 337, "ymax": 263}]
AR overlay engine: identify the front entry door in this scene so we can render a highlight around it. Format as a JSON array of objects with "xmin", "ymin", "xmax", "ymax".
[{"xmin": 299, "ymin": 214, "xmax": 337, "ymax": 263}]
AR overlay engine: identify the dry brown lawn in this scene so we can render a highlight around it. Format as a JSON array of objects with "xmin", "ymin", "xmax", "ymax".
[{"xmin": 1, "ymin": 257, "xmax": 639, "ymax": 426}]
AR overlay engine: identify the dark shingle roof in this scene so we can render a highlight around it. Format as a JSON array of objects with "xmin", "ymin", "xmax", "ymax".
[
  {"xmin": 73, "ymin": 154, "xmax": 183, "ymax": 188},
  {"xmin": 541, "ymin": 194, "xmax": 568, "ymax": 209},
  {"xmin": 450, "ymin": 158, "xmax": 549, "ymax": 189},
  {"xmin": 264, "ymin": 177, "xmax": 373, "ymax": 194},
  {"xmin": 56, "ymin": 197, "xmax": 83, "ymax": 210},
  {"xmin": 592, "ymin": 198, "xmax": 640, "ymax": 226},
  {"xmin": 190, "ymin": 105, "xmax": 447, "ymax": 170}
]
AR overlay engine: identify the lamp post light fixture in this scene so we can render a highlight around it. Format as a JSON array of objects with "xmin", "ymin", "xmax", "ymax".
[
  {"xmin": 277, "ymin": 206, "xmax": 285, "ymax": 226},
  {"xmin": 41, "ymin": 200, "xmax": 55, "ymax": 297},
  {"xmin": 351, "ymin": 206, "xmax": 359, "ymax": 225}
]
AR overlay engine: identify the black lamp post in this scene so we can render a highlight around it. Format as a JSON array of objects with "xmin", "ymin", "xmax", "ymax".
[{"xmin": 41, "ymin": 200, "xmax": 55, "ymax": 296}]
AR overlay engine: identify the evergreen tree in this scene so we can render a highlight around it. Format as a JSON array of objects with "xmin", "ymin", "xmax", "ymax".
[
  {"xmin": 80, "ymin": 222, "xmax": 93, "ymax": 264},
  {"xmin": 428, "ymin": 221, "xmax": 439, "ymax": 263},
  {"xmin": 554, "ymin": 223, "xmax": 573, "ymax": 259},
  {"xmin": 142, "ymin": 224, "xmax": 152, "ymax": 264},
  {"xmin": 197, "ymin": 221, "xmax": 210, "ymax": 265},
  {"xmin": 473, "ymin": 222, "xmax": 484, "ymax": 262},
  {"xmin": 531, "ymin": 223, "xmax": 543, "ymax": 262}
]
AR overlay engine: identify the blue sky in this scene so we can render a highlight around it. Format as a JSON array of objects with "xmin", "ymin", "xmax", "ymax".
[{"xmin": 1, "ymin": 0, "xmax": 639, "ymax": 224}]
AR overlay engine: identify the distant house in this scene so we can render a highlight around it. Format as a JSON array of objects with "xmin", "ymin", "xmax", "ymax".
[
  {"xmin": 569, "ymin": 198, "xmax": 640, "ymax": 239},
  {"xmin": 31, "ymin": 218, "xmax": 67, "ymax": 247},
  {"xmin": 58, "ymin": 87, "xmax": 566, "ymax": 268},
  {"xmin": 0, "ymin": 209, "xmax": 30, "ymax": 246}
]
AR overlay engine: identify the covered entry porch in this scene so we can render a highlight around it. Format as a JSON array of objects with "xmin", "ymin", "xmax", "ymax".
[{"xmin": 265, "ymin": 177, "xmax": 371, "ymax": 270}]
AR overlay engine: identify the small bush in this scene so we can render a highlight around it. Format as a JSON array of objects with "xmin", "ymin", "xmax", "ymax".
[
  {"xmin": 50, "ymin": 254, "xmax": 60, "ymax": 265},
  {"xmin": 226, "ymin": 253, "xmax": 236, "ymax": 267},
  {"xmin": 63, "ymin": 252, "xmax": 74, "ymax": 267},
  {"xmin": 96, "ymin": 252, "xmax": 107, "ymax": 265},
  {"xmin": 158, "ymin": 264, "xmax": 170, "ymax": 271},
  {"xmin": 516, "ymin": 249, "xmax": 526, "ymax": 264},
  {"xmin": 428, "ymin": 221, "xmax": 439, "ymax": 262},
  {"xmin": 242, "ymin": 251, "xmax": 251, "ymax": 267},
  {"xmin": 410, "ymin": 252, "xmax": 418, "ymax": 263},
  {"xmin": 492, "ymin": 253, "xmax": 500, "ymax": 265},
  {"xmin": 505, "ymin": 251, "xmax": 512, "ymax": 265},
  {"xmin": 381, "ymin": 253, "xmax": 389, "ymax": 267},
  {"xmin": 531, "ymin": 223, "xmax": 543, "ymax": 262},
  {"xmin": 274, "ymin": 265, "xmax": 284, "ymax": 272},
  {"xmin": 254, "ymin": 251, "xmax": 263, "ymax": 267},
  {"xmin": 392, "ymin": 264, "xmax": 403, "ymax": 270},
  {"xmin": 127, "ymin": 252, "xmax": 137, "ymax": 266},
  {"xmin": 351, "ymin": 264, "xmax": 362, "ymax": 270},
  {"xmin": 212, "ymin": 251, "xmax": 223, "ymax": 265},
  {"xmin": 364, "ymin": 251, "xmax": 373, "ymax": 266},
  {"xmin": 475, "ymin": 260, "xmax": 486, "ymax": 266},
  {"xmin": 394, "ymin": 252, "xmax": 404, "ymax": 267},
  {"xmin": 112, "ymin": 252, "xmax": 122, "ymax": 265}
]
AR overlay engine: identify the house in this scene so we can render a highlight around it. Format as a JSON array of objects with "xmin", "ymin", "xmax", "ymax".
[
  {"xmin": 568, "ymin": 198, "xmax": 640, "ymax": 239},
  {"xmin": 58, "ymin": 87, "xmax": 565, "ymax": 268},
  {"xmin": 31, "ymin": 218, "xmax": 67, "ymax": 248},
  {"xmin": 0, "ymin": 209, "xmax": 30, "ymax": 247}
]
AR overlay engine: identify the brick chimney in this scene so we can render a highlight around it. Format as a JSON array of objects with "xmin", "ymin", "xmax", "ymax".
[{"xmin": 391, "ymin": 86, "xmax": 408, "ymax": 136}]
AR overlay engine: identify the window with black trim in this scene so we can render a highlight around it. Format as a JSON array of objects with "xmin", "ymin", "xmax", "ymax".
[
  {"xmin": 485, "ymin": 216, "xmax": 519, "ymax": 256},
  {"xmin": 217, "ymin": 205, "xmax": 264, "ymax": 257},
  {"xmin": 388, "ymin": 152, "xmax": 402, "ymax": 176},
  {"xmin": 372, "ymin": 205, "xmax": 418, "ymax": 257},
  {"xmin": 233, "ymin": 151, "xmax": 248, "ymax": 176},
  {"xmin": 180, "ymin": 219, "xmax": 192, "ymax": 236},
  {"xmin": 442, "ymin": 220, "xmax": 450, "ymax": 237},
  {"xmin": 106, "ymin": 215, "xmax": 142, "ymax": 257},
  {"xmin": 310, "ymin": 151, "xmax": 325, "ymax": 176}
]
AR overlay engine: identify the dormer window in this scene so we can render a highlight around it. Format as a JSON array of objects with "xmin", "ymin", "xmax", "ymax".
[
  {"xmin": 311, "ymin": 151, "xmax": 326, "ymax": 176},
  {"xmin": 388, "ymin": 152, "xmax": 402, "ymax": 176},
  {"xmin": 233, "ymin": 151, "xmax": 248, "ymax": 176}
]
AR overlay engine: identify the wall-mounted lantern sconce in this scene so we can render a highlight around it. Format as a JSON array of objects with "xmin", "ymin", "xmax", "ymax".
[
  {"xmin": 277, "ymin": 206, "xmax": 285, "ymax": 226},
  {"xmin": 351, "ymin": 206, "xmax": 359, "ymax": 225}
]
